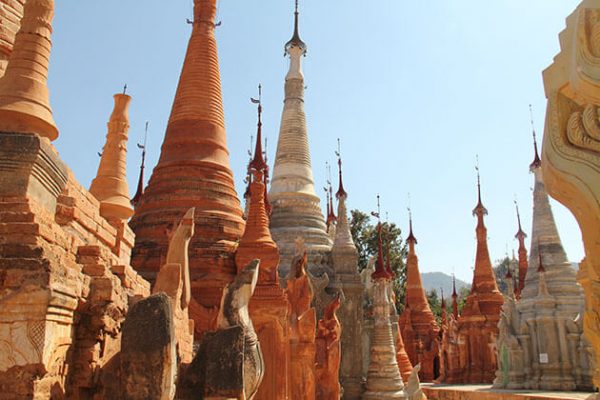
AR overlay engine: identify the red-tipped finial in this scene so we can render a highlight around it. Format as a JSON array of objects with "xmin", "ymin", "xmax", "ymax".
[
  {"xmin": 514, "ymin": 199, "xmax": 527, "ymax": 240},
  {"xmin": 335, "ymin": 138, "xmax": 347, "ymax": 199},
  {"xmin": 131, "ymin": 121, "xmax": 149, "ymax": 206},
  {"xmin": 529, "ymin": 104, "xmax": 542, "ymax": 171},
  {"xmin": 406, "ymin": 205, "xmax": 417, "ymax": 244},
  {"xmin": 372, "ymin": 195, "xmax": 391, "ymax": 280},
  {"xmin": 249, "ymin": 84, "xmax": 268, "ymax": 174}
]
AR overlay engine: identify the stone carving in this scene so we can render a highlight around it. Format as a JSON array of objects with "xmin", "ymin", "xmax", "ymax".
[
  {"xmin": 129, "ymin": 0, "xmax": 245, "ymax": 329},
  {"xmin": 153, "ymin": 207, "xmax": 196, "ymax": 363},
  {"xmin": 287, "ymin": 250, "xmax": 317, "ymax": 400},
  {"xmin": 89, "ymin": 92, "xmax": 134, "ymax": 221},
  {"xmin": 0, "ymin": 0, "xmax": 24, "ymax": 77},
  {"xmin": 269, "ymin": 2, "xmax": 331, "ymax": 278},
  {"xmin": 316, "ymin": 295, "xmax": 342, "ymax": 400},
  {"xmin": 405, "ymin": 364, "xmax": 426, "ymax": 400},
  {"xmin": 182, "ymin": 260, "xmax": 264, "ymax": 400},
  {"xmin": 120, "ymin": 293, "xmax": 177, "ymax": 400},
  {"xmin": 0, "ymin": 0, "xmax": 58, "ymax": 140},
  {"xmin": 541, "ymin": 3, "xmax": 600, "ymax": 387}
]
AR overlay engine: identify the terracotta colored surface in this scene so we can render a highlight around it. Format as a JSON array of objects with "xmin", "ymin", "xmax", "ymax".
[
  {"xmin": 441, "ymin": 182, "xmax": 503, "ymax": 384},
  {"xmin": 89, "ymin": 93, "xmax": 134, "ymax": 221},
  {"xmin": 0, "ymin": 0, "xmax": 58, "ymax": 140},
  {"xmin": 395, "ymin": 322, "xmax": 414, "ymax": 383},
  {"xmin": 130, "ymin": 0, "xmax": 244, "ymax": 328},
  {"xmin": 399, "ymin": 220, "xmax": 440, "ymax": 382},
  {"xmin": 235, "ymin": 123, "xmax": 290, "ymax": 400},
  {"xmin": 287, "ymin": 251, "xmax": 317, "ymax": 400},
  {"xmin": 0, "ymin": 0, "xmax": 24, "ymax": 76},
  {"xmin": 514, "ymin": 205, "xmax": 528, "ymax": 299},
  {"xmin": 316, "ymin": 296, "xmax": 342, "ymax": 400}
]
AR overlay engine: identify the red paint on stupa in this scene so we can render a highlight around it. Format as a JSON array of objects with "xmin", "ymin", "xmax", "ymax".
[
  {"xmin": 398, "ymin": 217, "xmax": 441, "ymax": 382},
  {"xmin": 442, "ymin": 174, "xmax": 503, "ymax": 383},
  {"xmin": 372, "ymin": 222, "xmax": 391, "ymax": 281},
  {"xmin": 235, "ymin": 99, "xmax": 290, "ymax": 399},
  {"xmin": 129, "ymin": 0, "xmax": 245, "ymax": 328},
  {"xmin": 451, "ymin": 276, "xmax": 459, "ymax": 320},
  {"xmin": 514, "ymin": 202, "xmax": 528, "ymax": 299},
  {"xmin": 395, "ymin": 323, "xmax": 414, "ymax": 383}
]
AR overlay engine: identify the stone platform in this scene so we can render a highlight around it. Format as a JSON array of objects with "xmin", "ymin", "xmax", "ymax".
[{"xmin": 422, "ymin": 384, "xmax": 597, "ymax": 400}]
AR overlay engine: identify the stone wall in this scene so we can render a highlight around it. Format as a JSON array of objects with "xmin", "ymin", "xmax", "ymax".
[
  {"xmin": 0, "ymin": 133, "xmax": 149, "ymax": 399},
  {"xmin": 0, "ymin": 0, "xmax": 24, "ymax": 76}
]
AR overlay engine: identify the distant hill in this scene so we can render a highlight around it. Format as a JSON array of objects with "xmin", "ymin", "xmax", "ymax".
[{"xmin": 421, "ymin": 272, "xmax": 470, "ymax": 296}]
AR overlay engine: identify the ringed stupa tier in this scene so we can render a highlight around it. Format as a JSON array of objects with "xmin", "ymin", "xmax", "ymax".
[
  {"xmin": 493, "ymin": 126, "xmax": 592, "ymax": 391},
  {"xmin": 398, "ymin": 215, "xmax": 441, "ymax": 382},
  {"xmin": 269, "ymin": 1, "xmax": 330, "ymax": 277},
  {"xmin": 0, "ymin": 1, "xmax": 24, "ymax": 76},
  {"xmin": 129, "ymin": 0, "xmax": 244, "ymax": 318},
  {"xmin": 442, "ymin": 171, "xmax": 503, "ymax": 384}
]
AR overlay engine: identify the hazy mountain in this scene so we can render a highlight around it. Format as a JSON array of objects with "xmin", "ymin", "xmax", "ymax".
[{"xmin": 421, "ymin": 272, "xmax": 470, "ymax": 296}]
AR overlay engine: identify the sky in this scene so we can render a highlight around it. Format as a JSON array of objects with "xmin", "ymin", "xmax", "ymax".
[{"xmin": 48, "ymin": 1, "xmax": 583, "ymax": 283}]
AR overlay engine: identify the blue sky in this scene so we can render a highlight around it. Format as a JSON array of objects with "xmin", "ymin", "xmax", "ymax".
[{"xmin": 49, "ymin": 1, "xmax": 582, "ymax": 283}]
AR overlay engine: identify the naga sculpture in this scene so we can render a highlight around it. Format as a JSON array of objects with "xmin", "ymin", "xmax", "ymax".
[
  {"xmin": 405, "ymin": 364, "xmax": 426, "ymax": 400},
  {"xmin": 315, "ymin": 295, "xmax": 342, "ymax": 400}
]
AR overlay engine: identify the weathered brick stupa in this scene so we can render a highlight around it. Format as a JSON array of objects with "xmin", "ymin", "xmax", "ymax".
[
  {"xmin": 328, "ymin": 150, "xmax": 365, "ymax": 399},
  {"xmin": 129, "ymin": 0, "xmax": 245, "ymax": 330},
  {"xmin": 89, "ymin": 92, "xmax": 134, "ymax": 222},
  {"xmin": 362, "ymin": 223, "xmax": 407, "ymax": 399},
  {"xmin": 398, "ymin": 214, "xmax": 441, "ymax": 382},
  {"xmin": 0, "ymin": 0, "xmax": 24, "ymax": 76},
  {"xmin": 441, "ymin": 171, "xmax": 504, "ymax": 384},
  {"xmin": 269, "ymin": 0, "xmax": 331, "ymax": 277},
  {"xmin": 234, "ymin": 94, "xmax": 291, "ymax": 400},
  {"xmin": 0, "ymin": 1, "xmax": 150, "ymax": 397},
  {"xmin": 493, "ymin": 131, "xmax": 593, "ymax": 391}
]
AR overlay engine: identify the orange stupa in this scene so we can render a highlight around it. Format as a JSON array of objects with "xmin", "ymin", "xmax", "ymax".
[
  {"xmin": 129, "ymin": 0, "xmax": 244, "ymax": 328},
  {"xmin": 514, "ymin": 201, "xmax": 528, "ymax": 299},
  {"xmin": 234, "ymin": 92, "xmax": 291, "ymax": 400},
  {"xmin": 398, "ymin": 214, "xmax": 441, "ymax": 382},
  {"xmin": 442, "ymin": 170, "xmax": 504, "ymax": 383}
]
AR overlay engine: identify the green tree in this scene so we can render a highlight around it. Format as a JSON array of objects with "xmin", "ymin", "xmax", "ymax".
[{"xmin": 350, "ymin": 209, "xmax": 407, "ymax": 311}]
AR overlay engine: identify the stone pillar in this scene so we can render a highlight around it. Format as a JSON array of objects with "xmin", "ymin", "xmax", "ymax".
[
  {"xmin": 315, "ymin": 296, "xmax": 342, "ymax": 400},
  {"xmin": 0, "ymin": 0, "xmax": 58, "ymax": 140},
  {"xmin": 130, "ymin": 0, "xmax": 244, "ymax": 333},
  {"xmin": 89, "ymin": 93, "xmax": 134, "ymax": 221}
]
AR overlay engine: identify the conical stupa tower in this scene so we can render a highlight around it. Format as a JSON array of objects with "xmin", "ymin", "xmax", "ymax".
[
  {"xmin": 269, "ymin": 0, "xmax": 330, "ymax": 277},
  {"xmin": 494, "ymin": 121, "xmax": 593, "ymax": 391},
  {"xmin": 329, "ymin": 148, "xmax": 364, "ymax": 399},
  {"xmin": 130, "ymin": 0, "xmax": 245, "ymax": 325},
  {"xmin": 363, "ymin": 222, "xmax": 406, "ymax": 399},
  {"xmin": 443, "ymin": 170, "xmax": 503, "ymax": 383},
  {"xmin": 89, "ymin": 92, "xmax": 134, "ymax": 221},
  {"xmin": 398, "ymin": 214, "xmax": 440, "ymax": 382},
  {"xmin": 0, "ymin": 1, "xmax": 24, "ymax": 77}
]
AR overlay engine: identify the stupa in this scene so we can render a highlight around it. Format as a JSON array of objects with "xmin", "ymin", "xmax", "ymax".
[
  {"xmin": 493, "ymin": 126, "xmax": 593, "ymax": 391},
  {"xmin": 129, "ymin": 0, "xmax": 245, "ymax": 333},
  {"xmin": 0, "ymin": 0, "xmax": 24, "ymax": 76},
  {"xmin": 514, "ymin": 202, "xmax": 529, "ymax": 298},
  {"xmin": 269, "ymin": 0, "xmax": 331, "ymax": 277},
  {"xmin": 441, "ymin": 170, "xmax": 504, "ymax": 383},
  {"xmin": 328, "ymin": 147, "xmax": 365, "ymax": 399},
  {"xmin": 398, "ymin": 214, "xmax": 441, "ymax": 382}
]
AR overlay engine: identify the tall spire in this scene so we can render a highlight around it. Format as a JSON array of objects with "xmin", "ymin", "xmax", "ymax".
[
  {"xmin": 131, "ymin": 121, "xmax": 149, "ymax": 207},
  {"xmin": 529, "ymin": 104, "xmax": 541, "ymax": 171},
  {"xmin": 514, "ymin": 200, "xmax": 528, "ymax": 298},
  {"xmin": 403, "ymin": 213, "xmax": 431, "ymax": 313},
  {"xmin": 520, "ymin": 105, "xmax": 576, "ymax": 299},
  {"xmin": 269, "ymin": 0, "xmax": 330, "ymax": 275},
  {"xmin": 130, "ymin": 0, "xmax": 245, "ymax": 315},
  {"xmin": 451, "ymin": 275, "xmax": 459, "ymax": 319},
  {"xmin": 0, "ymin": 0, "xmax": 58, "ymax": 140},
  {"xmin": 372, "ymin": 196, "xmax": 390, "ymax": 280},
  {"xmin": 332, "ymin": 142, "xmax": 355, "ymax": 251},
  {"xmin": 89, "ymin": 92, "xmax": 134, "ymax": 221},
  {"xmin": 285, "ymin": 0, "xmax": 307, "ymax": 56},
  {"xmin": 469, "ymin": 163, "xmax": 499, "ymax": 295},
  {"xmin": 335, "ymin": 138, "xmax": 347, "ymax": 199}
]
